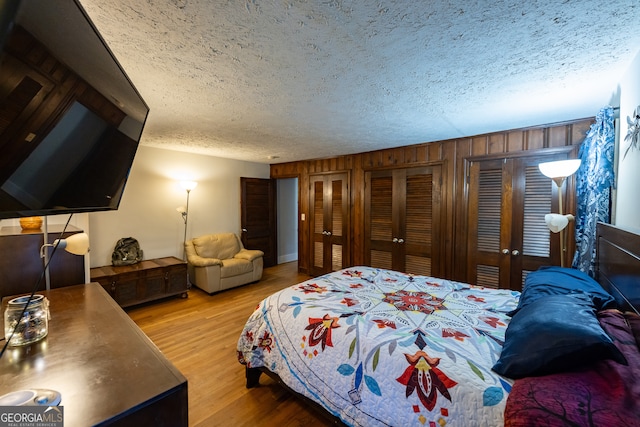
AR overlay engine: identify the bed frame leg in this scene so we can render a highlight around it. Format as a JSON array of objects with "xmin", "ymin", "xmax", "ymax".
[{"xmin": 245, "ymin": 367, "xmax": 262, "ymax": 388}]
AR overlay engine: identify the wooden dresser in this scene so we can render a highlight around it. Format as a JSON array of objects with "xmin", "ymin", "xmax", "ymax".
[
  {"xmin": 0, "ymin": 283, "xmax": 188, "ymax": 426},
  {"xmin": 90, "ymin": 256, "xmax": 188, "ymax": 307},
  {"xmin": 0, "ymin": 225, "xmax": 85, "ymax": 298}
]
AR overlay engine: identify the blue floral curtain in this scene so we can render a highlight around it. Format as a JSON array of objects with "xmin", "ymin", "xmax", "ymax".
[{"xmin": 572, "ymin": 106, "xmax": 616, "ymax": 276}]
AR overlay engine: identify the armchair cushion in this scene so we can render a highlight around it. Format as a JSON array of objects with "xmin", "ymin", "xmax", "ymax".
[
  {"xmin": 222, "ymin": 258, "xmax": 253, "ymax": 277},
  {"xmin": 188, "ymin": 255, "xmax": 222, "ymax": 268},
  {"xmin": 235, "ymin": 249, "xmax": 264, "ymax": 262},
  {"xmin": 192, "ymin": 233, "xmax": 240, "ymax": 260},
  {"xmin": 184, "ymin": 238, "xmax": 222, "ymax": 267}
]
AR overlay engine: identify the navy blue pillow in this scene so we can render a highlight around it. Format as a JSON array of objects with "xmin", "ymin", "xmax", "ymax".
[
  {"xmin": 508, "ymin": 266, "xmax": 616, "ymax": 316},
  {"xmin": 493, "ymin": 293, "xmax": 627, "ymax": 379}
]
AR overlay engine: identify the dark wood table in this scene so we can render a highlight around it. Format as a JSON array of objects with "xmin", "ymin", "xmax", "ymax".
[{"xmin": 0, "ymin": 283, "xmax": 188, "ymax": 426}]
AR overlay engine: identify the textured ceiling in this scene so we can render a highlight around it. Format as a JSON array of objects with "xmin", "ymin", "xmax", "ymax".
[{"xmin": 73, "ymin": 0, "xmax": 640, "ymax": 163}]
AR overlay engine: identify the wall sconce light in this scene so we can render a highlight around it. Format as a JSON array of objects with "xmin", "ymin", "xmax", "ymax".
[
  {"xmin": 538, "ymin": 159, "xmax": 581, "ymax": 267},
  {"xmin": 177, "ymin": 181, "xmax": 197, "ymax": 260}
]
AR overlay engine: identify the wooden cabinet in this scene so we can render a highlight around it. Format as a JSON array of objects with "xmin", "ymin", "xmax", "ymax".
[
  {"xmin": 465, "ymin": 151, "xmax": 575, "ymax": 290},
  {"xmin": 0, "ymin": 225, "xmax": 85, "ymax": 297},
  {"xmin": 90, "ymin": 256, "xmax": 188, "ymax": 307},
  {"xmin": 365, "ymin": 166, "xmax": 442, "ymax": 276},
  {"xmin": 309, "ymin": 173, "xmax": 350, "ymax": 276}
]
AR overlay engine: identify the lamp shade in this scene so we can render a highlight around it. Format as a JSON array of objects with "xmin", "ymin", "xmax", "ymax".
[
  {"xmin": 545, "ymin": 214, "xmax": 575, "ymax": 233},
  {"xmin": 538, "ymin": 159, "xmax": 581, "ymax": 179},
  {"xmin": 179, "ymin": 181, "xmax": 198, "ymax": 191},
  {"xmin": 54, "ymin": 232, "xmax": 90, "ymax": 255}
]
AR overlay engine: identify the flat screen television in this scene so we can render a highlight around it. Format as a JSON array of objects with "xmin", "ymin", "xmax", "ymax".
[{"xmin": 0, "ymin": 0, "xmax": 148, "ymax": 219}]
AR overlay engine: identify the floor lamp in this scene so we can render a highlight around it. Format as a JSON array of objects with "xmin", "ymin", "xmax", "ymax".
[
  {"xmin": 538, "ymin": 159, "xmax": 581, "ymax": 267},
  {"xmin": 177, "ymin": 181, "xmax": 197, "ymax": 261}
]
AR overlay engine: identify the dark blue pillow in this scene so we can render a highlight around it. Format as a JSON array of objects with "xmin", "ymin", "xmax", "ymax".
[
  {"xmin": 508, "ymin": 266, "xmax": 616, "ymax": 316},
  {"xmin": 493, "ymin": 293, "xmax": 627, "ymax": 379}
]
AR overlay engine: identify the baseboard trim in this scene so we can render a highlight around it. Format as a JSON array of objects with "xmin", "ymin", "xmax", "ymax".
[{"xmin": 278, "ymin": 253, "xmax": 298, "ymax": 264}]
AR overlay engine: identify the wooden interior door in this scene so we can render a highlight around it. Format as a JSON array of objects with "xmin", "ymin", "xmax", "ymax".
[
  {"xmin": 240, "ymin": 177, "xmax": 277, "ymax": 267},
  {"xmin": 466, "ymin": 152, "xmax": 570, "ymax": 290},
  {"xmin": 365, "ymin": 166, "xmax": 441, "ymax": 276},
  {"xmin": 309, "ymin": 173, "xmax": 349, "ymax": 276}
]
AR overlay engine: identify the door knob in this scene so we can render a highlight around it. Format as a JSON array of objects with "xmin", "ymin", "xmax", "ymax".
[
  {"xmin": 502, "ymin": 249, "xmax": 510, "ymax": 254},
  {"xmin": 242, "ymin": 228, "xmax": 247, "ymax": 232},
  {"xmin": 398, "ymin": 238, "xmax": 404, "ymax": 244},
  {"xmin": 511, "ymin": 250, "xmax": 520, "ymax": 256},
  {"xmin": 392, "ymin": 238, "xmax": 398, "ymax": 243}
]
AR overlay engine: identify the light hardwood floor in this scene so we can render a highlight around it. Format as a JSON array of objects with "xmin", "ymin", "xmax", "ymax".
[{"xmin": 126, "ymin": 262, "xmax": 337, "ymax": 427}]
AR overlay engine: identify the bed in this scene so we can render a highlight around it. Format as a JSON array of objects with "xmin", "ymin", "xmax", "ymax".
[{"xmin": 237, "ymin": 222, "xmax": 640, "ymax": 426}]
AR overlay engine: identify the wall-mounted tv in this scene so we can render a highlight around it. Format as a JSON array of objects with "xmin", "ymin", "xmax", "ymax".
[{"xmin": 0, "ymin": 0, "xmax": 148, "ymax": 219}]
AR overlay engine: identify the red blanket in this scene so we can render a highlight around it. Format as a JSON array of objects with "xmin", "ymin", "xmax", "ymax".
[{"xmin": 505, "ymin": 310, "xmax": 640, "ymax": 426}]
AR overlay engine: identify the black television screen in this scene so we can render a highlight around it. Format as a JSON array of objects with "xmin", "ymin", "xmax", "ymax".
[
  {"xmin": 1, "ymin": 101, "xmax": 139, "ymax": 218},
  {"xmin": 0, "ymin": 0, "xmax": 148, "ymax": 219}
]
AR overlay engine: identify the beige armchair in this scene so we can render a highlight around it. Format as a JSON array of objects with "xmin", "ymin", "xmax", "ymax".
[{"xmin": 185, "ymin": 232, "xmax": 264, "ymax": 294}]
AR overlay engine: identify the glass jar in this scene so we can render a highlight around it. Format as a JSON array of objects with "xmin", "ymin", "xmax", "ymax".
[{"xmin": 4, "ymin": 294, "xmax": 49, "ymax": 346}]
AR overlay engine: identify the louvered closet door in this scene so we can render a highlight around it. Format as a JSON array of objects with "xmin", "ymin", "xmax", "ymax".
[
  {"xmin": 467, "ymin": 155, "xmax": 565, "ymax": 290},
  {"xmin": 403, "ymin": 167, "xmax": 440, "ymax": 275},
  {"xmin": 365, "ymin": 166, "xmax": 440, "ymax": 276},
  {"xmin": 467, "ymin": 159, "xmax": 512, "ymax": 289},
  {"xmin": 367, "ymin": 172, "xmax": 394, "ymax": 270},
  {"xmin": 309, "ymin": 173, "xmax": 349, "ymax": 276},
  {"xmin": 512, "ymin": 156, "xmax": 561, "ymax": 285}
]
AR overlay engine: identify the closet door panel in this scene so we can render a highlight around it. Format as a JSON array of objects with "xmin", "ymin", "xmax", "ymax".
[
  {"xmin": 467, "ymin": 153, "xmax": 569, "ymax": 290},
  {"xmin": 329, "ymin": 176, "xmax": 348, "ymax": 272},
  {"xmin": 309, "ymin": 173, "xmax": 349, "ymax": 275},
  {"xmin": 467, "ymin": 159, "xmax": 512, "ymax": 289},
  {"xmin": 366, "ymin": 172, "xmax": 394, "ymax": 270},
  {"xmin": 515, "ymin": 157, "xmax": 557, "ymax": 284},
  {"xmin": 402, "ymin": 168, "xmax": 436, "ymax": 275},
  {"xmin": 310, "ymin": 178, "xmax": 325, "ymax": 274},
  {"xmin": 365, "ymin": 166, "xmax": 441, "ymax": 276}
]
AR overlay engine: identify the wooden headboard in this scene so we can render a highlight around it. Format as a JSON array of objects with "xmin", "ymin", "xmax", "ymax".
[{"xmin": 596, "ymin": 222, "xmax": 640, "ymax": 314}]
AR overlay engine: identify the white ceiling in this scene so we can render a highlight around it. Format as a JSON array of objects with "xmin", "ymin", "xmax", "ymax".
[{"xmin": 75, "ymin": 0, "xmax": 640, "ymax": 164}]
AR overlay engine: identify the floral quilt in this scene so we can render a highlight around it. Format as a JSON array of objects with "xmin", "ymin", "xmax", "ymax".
[{"xmin": 237, "ymin": 267, "xmax": 520, "ymax": 427}]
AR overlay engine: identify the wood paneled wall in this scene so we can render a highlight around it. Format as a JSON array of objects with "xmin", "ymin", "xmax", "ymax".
[{"xmin": 271, "ymin": 118, "xmax": 593, "ymax": 280}]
